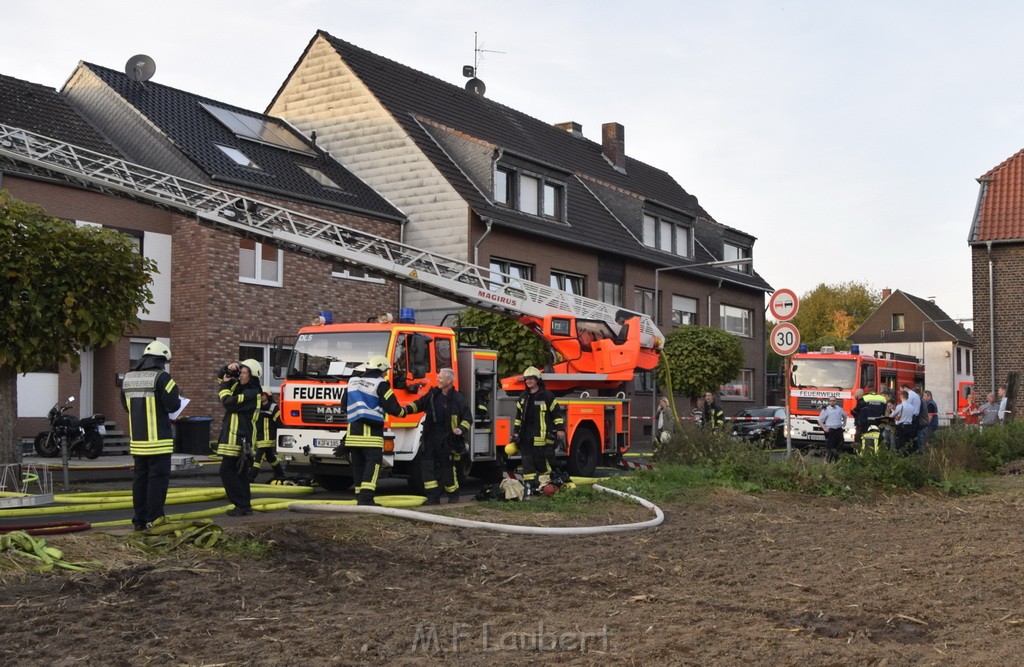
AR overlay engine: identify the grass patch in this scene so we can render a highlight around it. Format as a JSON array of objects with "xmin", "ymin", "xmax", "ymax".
[{"xmin": 217, "ymin": 534, "xmax": 274, "ymax": 559}]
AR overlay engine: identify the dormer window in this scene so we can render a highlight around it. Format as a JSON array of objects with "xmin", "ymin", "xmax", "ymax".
[
  {"xmin": 723, "ymin": 242, "xmax": 752, "ymax": 273},
  {"xmin": 494, "ymin": 164, "xmax": 565, "ymax": 221},
  {"xmin": 643, "ymin": 213, "xmax": 691, "ymax": 258}
]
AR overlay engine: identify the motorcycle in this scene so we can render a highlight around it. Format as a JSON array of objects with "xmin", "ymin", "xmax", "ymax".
[{"xmin": 33, "ymin": 396, "xmax": 106, "ymax": 459}]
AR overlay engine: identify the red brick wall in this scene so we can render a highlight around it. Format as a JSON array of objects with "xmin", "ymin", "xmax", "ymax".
[{"xmin": 972, "ymin": 243, "xmax": 1024, "ymax": 419}]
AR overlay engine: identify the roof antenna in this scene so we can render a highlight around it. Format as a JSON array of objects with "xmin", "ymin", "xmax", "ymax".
[
  {"xmin": 463, "ymin": 32, "xmax": 504, "ymax": 96},
  {"xmin": 125, "ymin": 54, "xmax": 156, "ymax": 84}
]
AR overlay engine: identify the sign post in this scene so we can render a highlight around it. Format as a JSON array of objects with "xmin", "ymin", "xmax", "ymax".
[{"xmin": 769, "ymin": 289, "xmax": 801, "ymax": 456}]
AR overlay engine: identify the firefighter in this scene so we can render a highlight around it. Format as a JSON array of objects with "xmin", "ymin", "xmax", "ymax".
[
  {"xmin": 856, "ymin": 386, "xmax": 888, "ymax": 448},
  {"xmin": 216, "ymin": 359, "xmax": 263, "ymax": 516},
  {"xmin": 512, "ymin": 366, "xmax": 565, "ymax": 495},
  {"xmin": 702, "ymin": 391, "xmax": 725, "ymax": 431},
  {"xmin": 121, "ymin": 341, "xmax": 181, "ymax": 530},
  {"xmin": 249, "ymin": 391, "xmax": 285, "ymax": 483},
  {"xmin": 345, "ymin": 355, "xmax": 404, "ymax": 506},
  {"xmin": 402, "ymin": 367, "xmax": 472, "ymax": 504}
]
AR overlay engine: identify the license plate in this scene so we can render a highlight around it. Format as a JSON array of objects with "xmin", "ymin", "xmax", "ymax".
[
  {"xmin": 314, "ymin": 438, "xmax": 343, "ymax": 448},
  {"xmin": 807, "ymin": 434, "xmax": 825, "ymax": 441},
  {"xmin": 97, "ymin": 425, "xmax": 107, "ymax": 436}
]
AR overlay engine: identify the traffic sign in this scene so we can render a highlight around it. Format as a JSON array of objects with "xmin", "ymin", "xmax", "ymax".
[
  {"xmin": 770, "ymin": 322, "xmax": 801, "ymax": 356},
  {"xmin": 769, "ymin": 288, "xmax": 799, "ymax": 321}
]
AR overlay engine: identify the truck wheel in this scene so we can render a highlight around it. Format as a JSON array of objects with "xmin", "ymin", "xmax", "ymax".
[
  {"xmin": 566, "ymin": 430, "xmax": 599, "ymax": 477},
  {"xmin": 313, "ymin": 472, "xmax": 354, "ymax": 492}
]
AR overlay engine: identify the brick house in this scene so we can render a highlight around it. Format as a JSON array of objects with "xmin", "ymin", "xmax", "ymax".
[
  {"xmin": 849, "ymin": 289, "xmax": 974, "ymax": 421},
  {"xmin": 267, "ymin": 31, "xmax": 773, "ymax": 426},
  {"xmin": 969, "ymin": 149, "xmax": 1024, "ymax": 419},
  {"xmin": 2, "ymin": 69, "xmax": 403, "ymax": 445}
]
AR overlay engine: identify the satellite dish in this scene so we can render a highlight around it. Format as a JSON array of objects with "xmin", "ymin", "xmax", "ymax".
[
  {"xmin": 465, "ymin": 77, "xmax": 486, "ymax": 96},
  {"xmin": 125, "ymin": 54, "xmax": 156, "ymax": 82}
]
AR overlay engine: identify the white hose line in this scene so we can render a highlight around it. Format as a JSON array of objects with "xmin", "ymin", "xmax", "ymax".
[{"xmin": 289, "ymin": 484, "xmax": 664, "ymax": 535}]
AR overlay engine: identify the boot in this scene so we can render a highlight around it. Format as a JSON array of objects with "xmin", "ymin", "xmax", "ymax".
[
  {"xmin": 447, "ymin": 491, "xmax": 460, "ymax": 503},
  {"xmin": 356, "ymin": 491, "xmax": 377, "ymax": 506},
  {"xmin": 424, "ymin": 489, "xmax": 441, "ymax": 506},
  {"xmin": 270, "ymin": 465, "xmax": 285, "ymax": 481}
]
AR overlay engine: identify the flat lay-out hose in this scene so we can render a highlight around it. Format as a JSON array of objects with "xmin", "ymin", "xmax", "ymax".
[{"xmin": 290, "ymin": 483, "xmax": 664, "ymax": 535}]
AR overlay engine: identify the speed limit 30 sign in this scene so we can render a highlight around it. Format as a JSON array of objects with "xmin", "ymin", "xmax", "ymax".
[{"xmin": 770, "ymin": 322, "xmax": 801, "ymax": 356}]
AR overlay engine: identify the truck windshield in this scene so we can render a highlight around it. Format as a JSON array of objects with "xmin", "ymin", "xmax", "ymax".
[
  {"xmin": 790, "ymin": 359, "xmax": 856, "ymax": 389},
  {"xmin": 288, "ymin": 331, "xmax": 391, "ymax": 379}
]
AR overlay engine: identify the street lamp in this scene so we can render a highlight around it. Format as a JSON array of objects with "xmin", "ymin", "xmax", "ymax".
[{"xmin": 650, "ymin": 257, "xmax": 754, "ymax": 436}]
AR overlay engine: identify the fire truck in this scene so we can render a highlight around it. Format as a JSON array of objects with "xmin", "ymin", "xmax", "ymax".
[
  {"xmin": 787, "ymin": 345, "xmax": 924, "ymax": 446},
  {"xmin": 0, "ymin": 123, "xmax": 665, "ymax": 490}
]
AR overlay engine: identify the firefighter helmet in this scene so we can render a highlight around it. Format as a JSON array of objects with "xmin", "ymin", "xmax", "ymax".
[
  {"xmin": 504, "ymin": 442, "xmax": 518, "ymax": 456},
  {"xmin": 523, "ymin": 366, "xmax": 542, "ymax": 380},
  {"xmin": 240, "ymin": 358, "xmax": 263, "ymax": 380},
  {"xmin": 143, "ymin": 341, "xmax": 172, "ymax": 361},
  {"xmin": 359, "ymin": 355, "xmax": 391, "ymax": 372}
]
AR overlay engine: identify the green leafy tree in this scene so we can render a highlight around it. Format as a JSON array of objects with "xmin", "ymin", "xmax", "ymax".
[
  {"xmin": 790, "ymin": 281, "xmax": 881, "ymax": 344},
  {"xmin": 0, "ymin": 191, "xmax": 156, "ymax": 463},
  {"xmin": 656, "ymin": 325, "xmax": 744, "ymax": 400},
  {"xmin": 454, "ymin": 308, "xmax": 548, "ymax": 380}
]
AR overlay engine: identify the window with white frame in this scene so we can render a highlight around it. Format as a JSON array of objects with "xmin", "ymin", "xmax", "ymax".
[
  {"xmin": 671, "ymin": 295, "xmax": 698, "ymax": 327},
  {"xmin": 493, "ymin": 164, "xmax": 565, "ymax": 221},
  {"xmin": 720, "ymin": 369, "xmax": 754, "ymax": 401},
  {"xmin": 642, "ymin": 213, "xmax": 691, "ymax": 258},
  {"xmin": 723, "ymin": 242, "xmax": 752, "ymax": 273},
  {"xmin": 892, "ymin": 313, "xmax": 905, "ymax": 332},
  {"xmin": 239, "ymin": 239, "xmax": 282, "ymax": 286},
  {"xmin": 598, "ymin": 280, "xmax": 622, "ymax": 306},
  {"xmin": 720, "ymin": 304, "xmax": 753, "ymax": 337},
  {"xmin": 331, "ymin": 262, "xmax": 385, "ymax": 283},
  {"xmin": 634, "ymin": 288, "xmax": 655, "ymax": 317},
  {"xmin": 550, "ymin": 270, "xmax": 584, "ymax": 295},
  {"xmin": 489, "ymin": 258, "xmax": 532, "ymax": 290},
  {"xmin": 238, "ymin": 342, "xmax": 292, "ymax": 392}
]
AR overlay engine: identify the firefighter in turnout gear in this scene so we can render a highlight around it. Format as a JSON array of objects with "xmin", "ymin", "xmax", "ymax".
[
  {"xmin": 121, "ymin": 341, "xmax": 181, "ymax": 530},
  {"xmin": 216, "ymin": 359, "xmax": 262, "ymax": 516},
  {"xmin": 402, "ymin": 367, "xmax": 472, "ymax": 505},
  {"xmin": 346, "ymin": 355, "xmax": 405, "ymax": 506},
  {"xmin": 512, "ymin": 366, "xmax": 566, "ymax": 495},
  {"xmin": 249, "ymin": 391, "xmax": 285, "ymax": 482}
]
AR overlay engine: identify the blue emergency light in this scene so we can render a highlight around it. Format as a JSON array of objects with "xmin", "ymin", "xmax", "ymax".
[{"xmin": 399, "ymin": 307, "xmax": 416, "ymax": 323}]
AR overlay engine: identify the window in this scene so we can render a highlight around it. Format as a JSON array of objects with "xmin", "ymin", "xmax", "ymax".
[
  {"xmin": 635, "ymin": 370, "xmax": 655, "ymax": 393},
  {"xmin": 130, "ymin": 339, "xmax": 152, "ymax": 368},
  {"xmin": 671, "ymin": 295, "xmax": 698, "ymax": 327},
  {"xmin": 956, "ymin": 348, "xmax": 962, "ymax": 375},
  {"xmin": 239, "ymin": 343, "xmax": 291, "ymax": 392},
  {"xmin": 301, "ymin": 166, "xmax": 341, "ymax": 189},
  {"xmin": 216, "ymin": 144, "xmax": 259, "ymax": 169},
  {"xmin": 634, "ymin": 288, "xmax": 655, "ymax": 317},
  {"xmin": 598, "ymin": 280, "xmax": 622, "ymax": 306},
  {"xmin": 489, "ymin": 258, "xmax": 532, "ymax": 290},
  {"xmin": 494, "ymin": 167, "xmax": 512, "ymax": 205},
  {"xmin": 966, "ymin": 349, "xmax": 972, "ymax": 375},
  {"xmin": 240, "ymin": 239, "xmax": 282, "ymax": 286},
  {"xmin": 202, "ymin": 102, "xmax": 314, "ymax": 155},
  {"xmin": 720, "ymin": 369, "xmax": 754, "ymax": 401},
  {"xmin": 331, "ymin": 262, "xmax": 385, "ymax": 283},
  {"xmin": 550, "ymin": 271, "xmax": 584, "ymax": 295},
  {"xmin": 642, "ymin": 213, "xmax": 691, "ymax": 257},
  {"xmin": 892, "ymin": 313, "xmax": 905, "ymax": 332},
  {"xmin": 723, "ymin": 242, "xmax": 752, "ymax": 273},
  {"xmin": 493, "ymin": 164, "xmax": 564, "ymax": 220},
  {"xmin": 720, "ymin": 304, "xmax": 752, "ymax": 337}
]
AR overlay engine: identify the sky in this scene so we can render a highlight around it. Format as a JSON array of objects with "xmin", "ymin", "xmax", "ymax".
[{"xmin": 4, "ymin": 0, "xmax": 1020, "ymax": 323}]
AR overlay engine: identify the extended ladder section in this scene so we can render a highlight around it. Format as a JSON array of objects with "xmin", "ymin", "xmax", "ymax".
[{"xmin": 0, "ymin": 123, "xmax": 663, "ymax": 349}]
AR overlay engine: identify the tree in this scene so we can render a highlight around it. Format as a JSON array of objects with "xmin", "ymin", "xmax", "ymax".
[
  {"xmin": 454, "ymin": 308, "xmax": 549, "ymax": 380},
  {"xmin": 789, "ymin": 281, "xmax": 881, "ymax": 345},
  {"xmin": 655, "ymin": 325, "xmax": 744, "ymax": 400},
  {"xmin": 0, "ymin": 191, "xmax": 156, "ymax": 464}
]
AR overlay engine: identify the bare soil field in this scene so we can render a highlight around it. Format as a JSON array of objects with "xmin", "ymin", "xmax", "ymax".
[{"xmin": 3, "ymin": 482, "xmax": 1024, "ymax": 666}]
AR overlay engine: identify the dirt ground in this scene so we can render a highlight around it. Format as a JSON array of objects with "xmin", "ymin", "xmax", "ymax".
[{"xmin": 4, "ymin": 480, "xmax": 1024, "ymax": 666}]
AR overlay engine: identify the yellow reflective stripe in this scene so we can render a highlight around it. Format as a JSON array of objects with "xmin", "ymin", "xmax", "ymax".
[
  {"xmin": 146, "ymin": 396, "xmax": 157, "ymax": 438},
  {"xmin": 130, "ymin": 440, "xmax": 173, "ymax": 456},
  {"xmin": 164, "ymin": 378, "xmax": 176, "ymax": 393},
  {"xmin": 366, "ymin": 464, "xmax": 380, "ymax": 490}
]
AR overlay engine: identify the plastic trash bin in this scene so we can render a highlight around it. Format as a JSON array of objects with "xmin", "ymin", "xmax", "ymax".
[{"xmin": 175, "ymin": 416, "xmax": 213, "ymax": 455}]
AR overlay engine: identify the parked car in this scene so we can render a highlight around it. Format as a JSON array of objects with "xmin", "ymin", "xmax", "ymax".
[{"xmin": 730, "ymin": 406, "xmax": 786, "ymax": 448}]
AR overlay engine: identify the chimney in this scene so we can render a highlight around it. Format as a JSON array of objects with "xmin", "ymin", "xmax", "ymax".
[
  {"xmin": 554, "ymin": 121, "xmax": 583, "ymax": 137},
  {"xmin": 602, "ymin": 122, "xmax": 626, "ymax": 172},
  {"xmin": 882, "ymin": 288, "xmax": 892, "ymax": 300}
]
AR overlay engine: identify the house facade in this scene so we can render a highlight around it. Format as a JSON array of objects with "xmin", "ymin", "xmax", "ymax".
[
  {"xmin": 2, "ymin": 69, "xmax": 403, "ymax": 443},
  {"xmin": 267, "ymin": 32, "xmax": 772, "ymax": 428},
  {"xmin": 969, "ymin": 149, "xmax": 1024, "ymax": 420},
  {"xmin": 849, "ymin": 289, "xmax": 974, "ymax": 421}
]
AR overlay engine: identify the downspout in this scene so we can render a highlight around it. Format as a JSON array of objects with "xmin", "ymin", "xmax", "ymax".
[
  {"xmin": 398, "ymin": 218, "xmax": 408, "ymax": 312},
  {"xmin": 988, "ymin": 240, "xmax": 995, "ymax": 393},
  {"xmin": 474, "ymin": 218, "xmax": 493, "ymax": 267}
]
